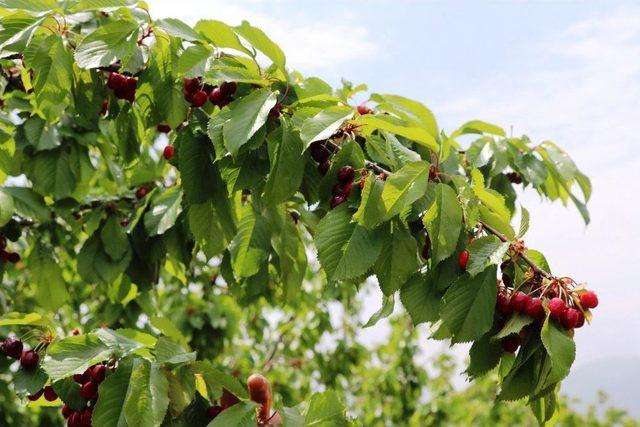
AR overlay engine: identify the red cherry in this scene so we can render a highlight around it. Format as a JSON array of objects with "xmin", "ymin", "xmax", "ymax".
[
  {"xmin": 20, "ymin": 350, "xmax": 39, "ymax": 370},
  {"xmin": 510, "ymin": 291, "xmax": 530, "ymax": 313},
  {"xmin": 208, "ymin": 88, "xmax": 225, "ymax": 107},
  {"xmin": 524, "ymin": 297, "xmax": 545, "ymax": 321},
  {"xmin": 80, "ymin": 381, "xmax": 98, "ymax": 400},
  {"xmin": 337, "ymin": 165, "xmax": 355, "ymax": 183},
  {"xmin": 309, "ymin": 141, "xmax": 330, "ymax": 162},
  {"xmin": 190, "ymin": 90, "xmax": 208, "ymax": 107},
  {"xmin": 269, "ymin": 104, "xmax": 282, "ymax": 119},
  {"xmin": 135, "ymin": 186, "xmax": 149, "ymax": 200},
  {"xmin": 80, "ymin": 408, "xmax": 92, "ymax": 426},
  {"xmin": 318, "ymin": 160, "xmax": 330, "ymax": 176},
  {"xmin": 90, "ymin": 364, "xmax": 106, "ymax": 383},
  {"xmin": 561, "ymin": 308, "xmax": 580, "ymax": 330},
  {"xmin": 575, "ymin": 310, "xmax": 585, "ymax": 328},
  {"xmin": 421, "ymin": 235, "xmax": 431, "ymax": 259},
  {"xmin": 120, "ymin": 77, "xmax": 137, "ymax": 102},
  {"xmin": 359, "ymin": 178, "xmax": 366, "ymax": 190},
  {"xmin": 183, "ymin": 89, "xmax": 194, "ymax": 103},
  {"xmin": 496, "ymin": 293, "xmax": 512, "ymax": 316},
  {"xmin": 67, "ymin": 412, "xmax": 82, "ymax": 427},
  {"xmin": 156, "ymin": 124, "xmax": 171, "ymax": 133},
  {"xmin": 220, "ymin": 389, "xmax": 240, "ymax": 409},
  {"xmin": 458, "ymin": 250, "xmax": 469, "ymax": 270},
  {"xmin": 207, "ymin": 405, "xmax": 223, "ymax": 419},
  {"xmin": 548, "ymin": 297, "xmax": 567, "ymax": 320},
  {"xmin": 61, "ymin": 404, "xmax": 74, "ymax": 419},
  {"xmin": 183, "ymin": 77, "xmax": 201, "ymax": 93},
  {"xmin": 43, "ymin": 385, "xmax": 58, "ymax": 401},
  {"xmin": 580, "ymin": 291, "xmax": 598, "ymax": 309},
  {"xmin": 502, "ymin": 335, "xmax": 521, "ymax": 353},
  {"xmin": 98, "ymin": 99, "xmax": 109, "ymax": 117},
  {"xmin": 357, "ymin": 104, "xmax": 372, "ymax": 115},
  {"xmin": 163, "ymin": 145, "xmax": 175, "ymax": 160},
  {"xmin": 27, "ymin": 389, "xmax": 44, "ymax": 401},
  {"xmin": 501, "ymin": 273, "xmax": 512, "ymax": 286},
  {"xmin": 330, "ymin": 194, "xmax": 346, "ymax": 209},
  {"xmin": 73, "ymin": 372, "xmax": 90, "ymax": 384},
  {"xmin": 3, "ymin": 336, "xmax": 23, "ymax": 359},
  {"xmin": 107, "ymin": 73, "xmax": 125, "ymax": 90},
  {"xmin": 219, "ymin": 81, "xmax": 237, "ymax": 96}
]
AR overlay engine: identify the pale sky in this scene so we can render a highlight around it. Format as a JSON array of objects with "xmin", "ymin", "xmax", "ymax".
[{"xmin": 147, "ymin": 0, "xmax": 640, "ymax": 414}]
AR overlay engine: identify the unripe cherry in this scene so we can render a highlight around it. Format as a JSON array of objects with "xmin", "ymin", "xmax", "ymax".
[
  {"xmin": 458, "ymin": 250, "xmax": 469, "ymax": 270},
  {"xmin": 20, "ymin": 350, "xmax": 39, "ymax": 370},
  {"xmin": 548, "ymin": 297, "xmax": 567, "ymax": 320},
  {"xmin": 580, "ymin": 291, "xmax": 598, "ymax": 309},
  {"xmin": 510, "ymin": 291, "xmax": 530, "ymax": 313},
  {"xmin": 163, "ymin": 145, "xmax": 175, "ymax": 160}
]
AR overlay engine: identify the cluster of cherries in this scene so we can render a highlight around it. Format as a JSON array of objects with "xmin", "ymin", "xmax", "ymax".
[
  {"xmin": 309, "ymin": 140, "xmax": 336, "ymax": 176},
  {"xmin": 330, "ymin": 165, "xmax": 356, "ymax": 209},
  {"xmin": 0, "ymin": 234, "xmax": 20, "ymax": 264},
  {"xmin": 59, "ymin": 362, "xmax": 110, "ymax": 427},
  {"xmin": 106, "ymin": 72, "xmax": 137, "ymax": 102},
  {"xmin": 183, "ymin": 77, "xmax": 237, "ymax": 108},
  {"xmin": 1, "ymin": 336, "xmax": 40, "ymax": 370}
]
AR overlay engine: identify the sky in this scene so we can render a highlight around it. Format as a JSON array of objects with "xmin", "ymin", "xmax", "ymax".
[{"xmin": 147, "ymin": 0, "xmax": 640, "ymax": 414}]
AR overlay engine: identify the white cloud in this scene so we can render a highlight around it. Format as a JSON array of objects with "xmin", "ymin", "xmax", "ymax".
[{"xmin": 146, "ymin": 0, "xmax": 377, "ymax": 72}]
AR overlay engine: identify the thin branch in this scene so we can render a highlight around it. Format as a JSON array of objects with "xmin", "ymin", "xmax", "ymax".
[{"xmin": 262, "ymin": 315, "xmax": 295, "ymax": 372}]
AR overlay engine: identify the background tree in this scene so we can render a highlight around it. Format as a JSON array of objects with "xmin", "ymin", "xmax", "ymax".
[{"xmin": 0, "ymin": 1, "xmax": 612, "ymax": 426}]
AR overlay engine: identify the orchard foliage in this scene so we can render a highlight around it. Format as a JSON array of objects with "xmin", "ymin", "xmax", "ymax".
[{"xmin": 0, "ymin": 0, "xmax": 597, "ymax": 426}]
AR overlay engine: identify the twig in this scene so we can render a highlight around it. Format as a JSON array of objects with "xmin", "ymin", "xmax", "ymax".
[{"xmin": 262, "ymin": 315, "xmax": 295, "ymax": 372}]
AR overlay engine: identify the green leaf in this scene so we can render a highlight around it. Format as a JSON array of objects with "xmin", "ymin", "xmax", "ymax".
[
  {"xmin": 222, "ymin": 88, "xmax": 277, "ymax": 156},
  {"xmin": 0, "ymin": 187, "xmax": 50, "ymax": 222},
  {"xmin": 0, "ymin": 11, "xmax": 44, "ymax": 56},
  {"xmin": 123, "ymin": 359, "xmax": 170, "ymax": 427},
  {"xmin": 28, "ymin": 242, "xmax": 68, "ymax": 311},
  {"xmin": 359, "ymin": 114, "xmax": 438, "ymax": 152},
  {"xmin": 263, "ymin": 121, "xmax": 305, "ymax": 205},
  {"xmin": 74, "ymin": 19, "xmax": 140, "ymax": 69},
  {"xmin": 0, "ymin": 311, "xmax": 52, "ymax": 328},
  {"xmin": 374, "ymin": 225, "xmax": 419, "ymax": 295},
  {"xmin": 156, "ymin": 18, "xmax": 202, "ymax": 41},
  {"xmin": 517, "ymin": 206, "xmax": 530, "ymax": 238},
  {"xmin": 441, "ymin": 267, "xmax": 497, "ymax": 343},
  {"xmin": 540, "ymin": 318, "xmax": 575, "ymax": 385},
  {"xmin": 300, "ymin": 106, "xmax": 353, "ymax": 146},
  {"xmin": 472, "ymin": 169, "xmax": 511, "ymax": 222},
  {"xmin": 234, "ymin": 20, "xmax": 286, "ymax": 72},
  {"xmin": 422, "ymin": 183, "xmax": 463, "ymax": 264},
  {"xmin": 78, "ymin": 231, "xmax": 131, "ymax": 285},
  {"xmin": 193, "ymin": 361, "xmax": 249, "ymax": 400},
  {"xmin": 466, "ymin": 236, "xmax": 510, "ymax": 277},
  {"xmin": 178, "ymin": 132, "xmax": 217, "ymax": 204},
  {"xmin": 272, "ymin": 218, "xmax": 307, "ymax": 303},
  {"xmin": 494, "ymin": 313, "xmax": 533, "ymax": 340},
  {"xmin": 400, "ymin": 273, "xmax": 441, "ymax": 325},
  {"xmin": 13, "ymin": 366, "xmax": 48, "ymax": 396},
  {"xmin": 363, "ymin": 294, "xmax": 394, "ymax": 328},
  {"xmin": 382, "ymin": 160, "xmax": 430, "ymax": 219},
  {"xmin": 28, "ymin": 148, "xmax": 77, "ymax": 199},
  {"xmin": 352, "ymin": 174, "xmax": 385, "ymax": 228},
  {"xmin": 69, "ymin": 0, "xmax": 136, "ymax": 12},
  {"xmin": 92, "ymin": 357, "xmax": 133, "ymax": 427},
  {"xmin": 194, "ymin": 20, "xmax": 252, "ymax": 55},
  {"xmin": 154, "ymin": 337, "xmax": 196, "ymax": 365},
  {"xmin": 177, "ymin": 44, "xmax": 214, "ymax": 77},
  {"xmin": 315, "ymin": 205, "xmax": 384, "ymax": 282},
  {"xmin": 100, "ymin": 216, "xmax": 131, "ymax": 262},
  {"xmin": 228, "ymin": 205, "xmax": 270, "ymax": 279},
  {"xmin": 304, "ymin": 390, "xmax": 348, "ymax": 426},
  {"xmin": 0, "ymin": 189, "xmax": 14, "ymax": 226},
  {"xmin": 370, "ymin": 93, "xmax": 438, "ymax": 137},
  {"xmin": 451, "ymin": 120, "xmax": 506, "ymax": 138},
  {"xmin": 207, "ymin": 402, "xmax": 258, "ymax": 427},
  {"xmin": 467, "ymin": 330, "xmax": 503, "ymax": 378},
  {"xmin": 189, "ymin": 202, "xmax": 227, "ymax": 259},
  {"xmin": 144, "ymin": 187, "xmax": 183, "ymax": 236},
  {"xmin": 0, "ymin": 0, "xmax": 57, "ymax": 11}
]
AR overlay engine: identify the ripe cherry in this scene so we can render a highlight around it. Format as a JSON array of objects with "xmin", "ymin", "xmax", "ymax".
[
  {"xmin": 183, "ymin": 77, "xmax": 200, "ymax": 94},
  {"xmin": 80, "ymin": 380, "xmax": 98, "ymax": 400},
  {"xmin": 580, "ymin": 291, "xmax": 598, "ymax": 309},
  {"xmin": 330, "ymin": 194, "xmax": 346, "ymax": 209},
  {"xmin": 496, "ymin": 293, "xmax": 512, "ymax": 316},
  {"xmin": 502, "ymin": 273, "xmax": 512, "ymax": 286},
  {"xmin": 506, "ymin": 172, "xmax": 522, "ymax": 184},
  {"xmin": 80, "ymin": 408, "xmax": 92, "ymax": 426},
  {"xmin": 207, "ymin": 405, "xmax": 223, "ymax": 419},
  {"xmin": 3, "ymin": 336, "xmax": 23, "ymax": 359},
  {"xmin": 357, "ymin": 104, "xmax": 372, "ymax": 115},
  {"xmin": 73, "ymin": 372, "xmax": 90, "ymax": 384},
  {"xmin": 120, "ymin": 77, "xmax": 137, "ymax": 102},
  {"xmin": 548, "ymin": 297, "xmax": 567, "ymax": 320},
  {"xmin": 220, "ymin": 389, "xmax": 240, "ymax": 409},
  {"xmin": 310, "ymin": 142, "xmax": 330, "ymax": 162},
  {"xmin": 525, "ymin": 297, "xmax": 545, "ymax": 321},
  {"xmin": 7, "ymin": 252, "xmax": 20, "ymax": 263},
  {"xmin": 28, "ymin": 389, "xmax": 44, "ymax": 401},
  {"xmin": 209, "ymin": 88, "xmax": 225, "ymax": 106},
  {"xmin": 98, "ymin": 99, "xmax": 108, "ymax": 117},
  {"xmin": 67, "ymin": 412, "xmax": 82, "ymax": 427},
  {"xmin": 575, "ymin": 310, "xmax": 585, "ymax": 328},
  {"xmin": 458, "ymin": 250, "xmax": 469, "ymax": 270},
  {"xmin": 156, "ymin": 124, "xmax": 171, "ymax": 133},
  {"xmin": 43, "ymin": 385, "xmax": 58, "ymax": 402},
  {"xmin": 163, "ymin": 145, "xmax": 175, "ymax": 160},
  {"xmin": 107, "ymin": 73, "xmax": 125, "ymax": 90},
  {"xmin": 421, "ymin": 234, "xmax": 431, "ymax": 260},
  {"xmin": 318, "ymin": 160, "xmax": 330, "ymax": 176},
  {"xmin": 20, "ymin": 350, "xmax": 39, "ymax": 370},
  {"xmin": 135, "ymin": 186, "xmax": 149, "ymax": 199},
  {"xmin": 90, "ymin": 364, "xmax": 106, "ymax": 383},
  {"xmin": 190, "ymin": 90, "xmax": 208, "ymax": 107},
  {"xmin": 561, "ymin": 308, "xmax": 580, "ymax": 330},
  {"xmin": 219, "ymin": 81, "xmax": 237, "ymax": 96},
  {"xmin": 61, "ymin": 404, "xmax": 74, "ymax": 419},
  {"xmin": 510, "ymin": 291, "xmax": 530, "ymax": 313},
  {"xmin": 337, "ymin": 165, "xmax": 355, "ymax": 183},
  {"xmin": 502, "ymin": 335, "xmax": 521, "ymax": 353}
]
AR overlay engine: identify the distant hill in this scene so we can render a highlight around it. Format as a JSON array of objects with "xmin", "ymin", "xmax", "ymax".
[{"xmin": 562, "ymin": 357, "xmax": 640, "ymax": 418}]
